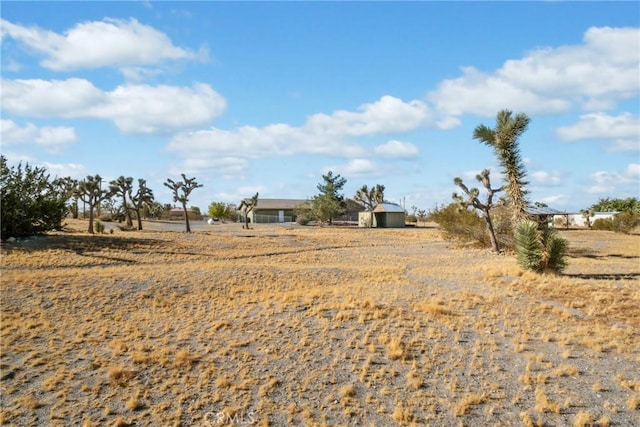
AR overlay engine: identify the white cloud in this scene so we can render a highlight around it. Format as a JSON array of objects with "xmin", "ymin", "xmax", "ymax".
[
  {"xmin": 166, "ymin": 96, "xmax": 427, "ymax": 172},
  {"xmin": 39, "ymin": 161, "xmax": 87, "ymax": 179},
  {"xmin": 216, "ymin": 185, "xmax": 269, "ymax": 204},
  {"xmin": 531, "ymin": 170, "xmax": 562, "ymax": 186},
  {"xmin": 2, "ymin": 78, "xmax": 106, "ymax": 117},
  {"xmin": 586, "ymin": 163, "xmax": 640, "ymax": 194},
  {"xmin": 627, "ymin": 163, "xmax": 640, "ymax": 179},
  {"xmin": 606, "ymin": 139, "xmax": 640, "ymax": 153},
  {"xmin": 305, "ymin": 96, "xmax": 432, "ymax": 136},
  {"xmin": 170, "ymin": 156, "xmax": 249, "ymax": 180},
  {"xmin": 374, "ymin": 140, "xmax": 419, "ymax": 159},
  {"xmin": 326, "ymin": 159, "xmax": 379, "ymax": 178},
  {"xmin": 428, "ymin": 26, "xmax": 639, "ymax": 121},
  {"xmin": 1, "ymin": 78, "xmax": 226, "ymax": 134},
  {"xmin": 0, "ymin": 17, "xmax": 202, "ymax": 72},
  {"xmin": 1, "ymin": 119, "xmax": 77, "ymax": 152},
  {"xmin": 539, "ymin": 194, "xmax": 570, "ymax": 206},
  {"xmin": 556, "ymin": 112, "xmax": 639, "ymax": 144}
]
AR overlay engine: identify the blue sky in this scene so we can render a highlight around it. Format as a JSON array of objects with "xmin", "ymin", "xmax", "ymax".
[{"xmin": 1, "ymin": 1, "xmax": 639, "ymax": 213}]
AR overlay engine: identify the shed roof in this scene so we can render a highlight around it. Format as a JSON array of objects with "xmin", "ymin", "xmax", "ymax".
[
  {"xmin": 525, "ymin": 206, "xmax": 569, "ymax": 216},
  {"xmin": 373, "ymin": 203, "xmax": 405, "ymax": 213},
  {"xmin": 240, "ymin": 198, "xmax": 310, "ymax": 210}
]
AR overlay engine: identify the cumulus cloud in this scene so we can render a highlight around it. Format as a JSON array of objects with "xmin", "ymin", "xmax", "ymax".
[
  {"xmin": 39, "ymin": 161, "xmax": 87, "ymax": 179},
  {"xmin": 428, "ymin": 26, "xmax": 639, "ymax": 121},
  {"xmin": 325, "ymin": 159, "xmax": 380, "ymax": 178},
  {"xmin": 215, "ymin": 185, "xmax": 269, "ymax": 204},
  {"xmin": 1, "ymin": 78, "xmax": 226, "ymax": 134},
  {"xmin": 556, "ymin": 112, "xmax": 640, "ymax": 152},
  {"xmin": 167, "ymin": 96, "xmax": 428, "ymax": 174},
  {"xmin": 0, "ymin": 17, "xmax": 202, "ymax": 72},
  {"xmin": 586, "ymin": 163, "xmax": 640, "ymax": 194},
  {"xmin": 1, "ymin": 119, "xmax": 77, "ymax": 152},
  {"xmin": 305, "ymin": 96, "xmax": 432, "ymax": 136},
  {"xmin": 531, "ymin": 170, "xmax": 562, "ymax": 186},
  {"xmin": 374, "ymin": 140, "xmax": 419, "ymax": 159},
  {"xmin": 538, "ymin": 194, "xmax": 570, "ymax": 206}
]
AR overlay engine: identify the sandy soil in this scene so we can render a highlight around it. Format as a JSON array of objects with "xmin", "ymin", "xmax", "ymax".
[{"xmin": 1, "ymin": 220, "xmax": 639, "ymax": 426}]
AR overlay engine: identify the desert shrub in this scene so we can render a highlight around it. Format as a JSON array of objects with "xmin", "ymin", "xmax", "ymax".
[
  {"xmin": 429, "ymin": 203, "xmax": 490, "ymax": 247},
  {"xmin": 592, "ymin": 212, "xmax": 638, "ymax": 234},
  {"xmin": 612, "ymin": 211, "xmax": 638, "ymax": 234},
  {"xmin": 515, "ymin": 221, "xmax": 568, "ymax": 273},
  {"xmin": 429, "ymin": 203, "xmax": 514, "ymax": 250},
  {"xmin": 98, "ymin": 213, "xmax": 114, "ymax": 222},
  {"xmin": 95, "ymin": 221, "xmax": 105, "ymax": 234},
  {"xmin": 405, "ymin": 214, "xmax": 418, "ymax": 223},
  {"xmin": 1, "ymin": 156, "xmax": 69, "ymax": 239},
  {"xmin": 296, "ymin": 215, "xmax": 310, "ymax": 225},
  {"xmin": 294, "ymin": 202, "xmax": 314, "ymax": 225},
  {"xmin": 591, "ymin": 218, "xmax": 612, "ymax": 231}
]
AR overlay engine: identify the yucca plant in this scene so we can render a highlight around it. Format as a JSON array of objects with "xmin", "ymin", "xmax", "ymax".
[
  {"xmin": 515, "ymin": 221, "xmax": 543, "ymax": 271},
  {"xmin": 543, "ymin": 229, "xmax": 569, "ymax": 273},
  {"xmin": 515, "ymin": 220, "xmax": 568, "ymax": 273}
]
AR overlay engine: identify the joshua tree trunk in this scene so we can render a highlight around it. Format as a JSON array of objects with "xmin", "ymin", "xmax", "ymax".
[
  {"xmin": 483, "ymin": 208, "xmax": 500, "ymax": 253},
  {"xmin": 181, "ymin": 201, "xmax": 191, "ymax": 233}
]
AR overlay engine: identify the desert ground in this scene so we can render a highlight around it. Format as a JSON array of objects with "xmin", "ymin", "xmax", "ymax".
[{"xmin": 1, "ymin": 219, "xmax": 639, "ymax": 426}]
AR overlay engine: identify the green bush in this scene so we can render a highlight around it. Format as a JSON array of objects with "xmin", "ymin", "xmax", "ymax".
[
  {"xmin": 429, "ymin": 203, "xmax": 514, "ymax": 250},
  {"xmin": 95, "ymin": 220, "xmax": 105, "ymax": 234},
  {"xmin": 429, "ymin": 203, "xmax": 490, "ymax": 247},
  {"xmin": 591, "ymin": 218, "xmax": 612, "ymax": 231},
  {"xmin": 1, "ymin": 156, "xmax": 69, "ymax": 240},
  {"xmin": 515, "ymin": 220, "xmax": 568, "ymax": 273},
  {"xmin": 612, "ymin": 211, "xmax": 638, "ymax": 234},
  {"xmin": 592, "ymin": 212, "xmax": 638, "ymax": 234}
]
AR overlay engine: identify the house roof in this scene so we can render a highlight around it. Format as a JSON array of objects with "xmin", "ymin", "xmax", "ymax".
[
  {"xmin": 525, "ymin": 206, "xmax": 569, "ymax": 216},
  {"xmin": 373, "ymin": 203, "xmax": 405, "ymax": 213},
  {"xmin": 239, "ymin": 198, "xmax": 310, "ymax": 210}
]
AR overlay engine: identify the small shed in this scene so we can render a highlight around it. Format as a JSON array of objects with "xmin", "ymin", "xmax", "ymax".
[
  {"xmin": 359, "ymin": 203, "xmax": 405, "ymax": 228},
  {"xmin": 524, "ymin": 206, "xmax": 571, "ymax": 228}
]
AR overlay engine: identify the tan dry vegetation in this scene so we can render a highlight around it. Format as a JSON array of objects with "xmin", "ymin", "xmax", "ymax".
[{"xmin": 1, "ymin": 220, "xmax": 639, "ymax": 426}]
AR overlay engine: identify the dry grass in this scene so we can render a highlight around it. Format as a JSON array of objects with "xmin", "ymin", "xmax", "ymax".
[{"xmin": 1, "ymin": 220, "xmax": 639, "ymax": 425}]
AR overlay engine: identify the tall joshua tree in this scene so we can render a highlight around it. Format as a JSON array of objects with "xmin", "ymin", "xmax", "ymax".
[
  {"xmin": 77, "ymin": 175, "xmax": 112, "ymax": 234},
  {"xmin": 131, "ymin": 179, "xmax": 154, "ymax": 230},
  {"xmin": 453, "ymin": 169, "xmax": 503, "ymax": 253},
  {"xmin": 240, "ymin": 192, "xmax": 259, "ymax": 229},
  {"xmin": 164, "ymin": 174, "xmax": 203, "ymax": 232},
  {"xmin": 109, "ymin": 176, "xmax": 134, "ymax": 227},
  {"xmin": 473, "ymin": 110, "xmax": 530, "ymax": 224}
]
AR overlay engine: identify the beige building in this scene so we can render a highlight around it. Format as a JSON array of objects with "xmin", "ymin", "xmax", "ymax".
[
  {"xmin": 239, "ymin": 198, "xmax": 310, "ymax": 223},
  {"xmin": 358, "ymin": 203, "xmax": 406, "ymax": 228}
]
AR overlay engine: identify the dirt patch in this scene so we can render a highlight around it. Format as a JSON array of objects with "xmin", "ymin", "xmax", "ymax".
[{"xmin": 1, "ymin": 221, "xmax": 639, "ymax": 425}]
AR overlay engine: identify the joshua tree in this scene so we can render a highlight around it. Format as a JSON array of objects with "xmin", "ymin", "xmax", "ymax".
[
  {"xmin": 164, "ymin": 174, "xmax": 203, "ymax": 232},
  {"xmin": 109, "ymin": 176, "xmax": 134, "ymax": 227},
  {"xmin": 130, "ymin": 179, "xmax": 154, "ymax": 230},
  {"xmin": 77, "ymin": 175, "xmax": 113, "ymax": 234},
  {"xmin": 240, "ymin": 192, "xmax": 259, "ymax": 229},
  {"xmin": 473, "ymin": 110, "xmax": 530, "ymax": 224},
  {"xmin": 453, "ymin": 169, "xmax": 503, "ymax": 253},
  {"xmin": 354, "ymin": 184, "xmax": 385, "ymax": 211},
  {"xmin": 580, "ymin": 208, "xmax": 595, "ymax": 229}
]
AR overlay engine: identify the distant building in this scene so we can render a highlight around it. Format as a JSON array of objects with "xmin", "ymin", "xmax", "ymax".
[
  {"xmin": 358, "ymin": 203, "xmax": 406, "ymax": 228},
  {"xmin": 569, "ymin": 211, "xmax": 620, "ymax": 227},
  {"xmin": 239, "ymin": 198, "xmax": 310, "ymax": 223}
]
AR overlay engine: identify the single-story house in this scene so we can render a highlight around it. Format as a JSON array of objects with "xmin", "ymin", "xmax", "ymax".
[
  {"xmin": 358, "ymin": 203, "xmax": 406, "ymax": 228},
  {"xmin": 239, "ymin": 198, "xmax": 311, "ymax": 223},
  {"xmin": 567, "ymin": 211, "xmax": 620, "ymax": 228}
]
